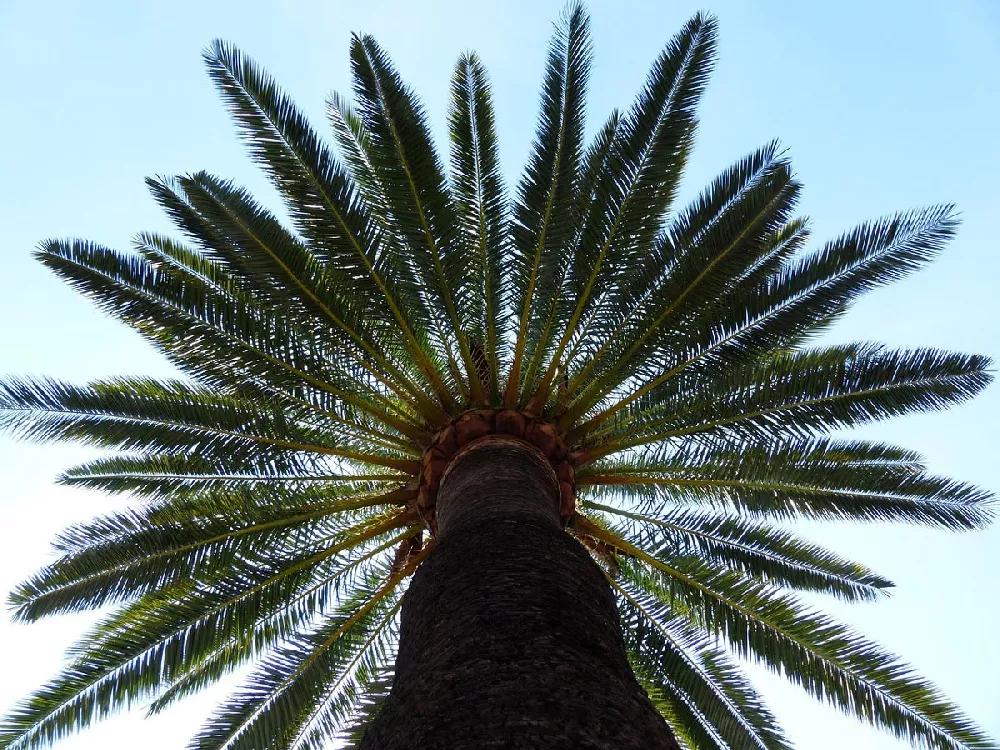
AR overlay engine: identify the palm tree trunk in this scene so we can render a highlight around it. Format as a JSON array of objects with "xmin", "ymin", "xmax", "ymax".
[{"xmin": 360, "ymin": 438, "xmax": 680, "ymax": 749}]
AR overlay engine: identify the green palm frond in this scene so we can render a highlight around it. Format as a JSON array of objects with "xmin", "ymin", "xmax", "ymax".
[
  {"xmin": 148, "ymin": 531, "xmax": 411, "ymax": 719},
  {"xmin": 203, "ymin": 40, "xmax": 456, "ymax": 415},
  {"xmin": 562, "ymin": 205, "xmax": 961, "ymax": 436},
  {"xmin": 0, "ymin": 522, "xmax": 417, "ymax": 749},
  {"xmin": 337, "ymin": 672, "xmax": 393, "ymax": 749},
  {"xmin": 10, "ymin": 498, "xmax": 412, "ymax": 622},
  {"xmin": 0, "ymin": 377, "xmax": 418, "ymax": 472},
  {"xmin": 325, "ymin": 94, "xmax": 393, "ymax": 239},
  {"xmin": 578, "ymin": 344, "xmax": 990, "ymax": 461},
  {"xmin": 591, "ymin": 526, "xmax": 994, "ymax": 750},
  {"xmin": 192, "ymin": 557, "xmax": 421, "ymax": 750},
  {"xmin": 349, "ymin": 35, "xmax": 482, "ymax": 402},
  {"xmin": 505, "ymin": 2, "xmax": 591, "ymax": 407},
  {"xmin": 449, "ymin": 52, "xmax": 508, "ymax": 400},
  {"xmin": 584, "ymin": 503, "xmax": 890, "ymax": 601},
  {"xmin": 1, "ymin": 5, "xmax": 993, "ymax": 750},
  {"xmin": 579, "ymin": 437, "xmax": 990, "ymax": 529},
  {"xmin": 560, "ymin": 141, "xmax": 799, "ymax": 423},
  {"xmin": 58, "ymin": 453, "xmax": 410, "ymax": 497},
  {"xmin": 528, "ymin": 13, "xmax": 716, "ymax": 411},
  {"xmin": 36, "ymin": 237, "xmax": 427, "ymax": 441},
  {"xmin": 616, "ymin": 578, "xmax": 792, "ymax": 750}
]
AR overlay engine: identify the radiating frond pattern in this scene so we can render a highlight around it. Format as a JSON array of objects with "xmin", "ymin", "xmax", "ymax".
[{"xmin": 1, "ymin": 4, "xmax": 993, "ymax": 750}]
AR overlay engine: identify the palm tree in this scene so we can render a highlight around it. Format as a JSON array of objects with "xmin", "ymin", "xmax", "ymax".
[{"xmin": 0, "ymin": 4, "xmax": 994, "ymax": 749}]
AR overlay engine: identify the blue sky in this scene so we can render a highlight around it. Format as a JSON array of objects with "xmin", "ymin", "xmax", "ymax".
[{"xmin": 1, "ymin": 0, "xmax": 997, "ymax": 747}]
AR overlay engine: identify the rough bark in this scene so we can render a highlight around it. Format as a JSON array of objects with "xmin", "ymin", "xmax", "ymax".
[{"xmin": 360, "ymin": 438, "xmax": 680, "ymax": 749}]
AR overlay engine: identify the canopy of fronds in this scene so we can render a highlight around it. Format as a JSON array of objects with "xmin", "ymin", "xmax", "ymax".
[{"xmin": 0, "ymin": 4, "xmax": 994, "ymax": 750}]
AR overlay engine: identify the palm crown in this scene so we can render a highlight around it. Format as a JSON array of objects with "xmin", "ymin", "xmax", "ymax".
[{"xmin": 0, "ymin": 5, "xmax": 994, "ymax": 750}]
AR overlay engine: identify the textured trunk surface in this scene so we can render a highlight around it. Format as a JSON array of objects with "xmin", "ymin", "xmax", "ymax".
[{"xmin": 360, "ymin": 439, "xmax": 679, "ymax": 749}]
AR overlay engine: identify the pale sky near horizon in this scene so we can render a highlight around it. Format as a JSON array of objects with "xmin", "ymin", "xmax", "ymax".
[{"xmin": 0, "ymin": 1, "xmax": 998, "ymax": 748}]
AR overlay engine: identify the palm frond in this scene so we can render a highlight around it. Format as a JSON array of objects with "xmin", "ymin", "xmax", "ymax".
[
  {"xmin": 336, "ymin": 672, "xmax": 393, "ymax": 748},
  {"xmin": 59, "ymin": 453, "xmax": 410, "ymax": 498},
  {"xmin": 203, "ymin": 41, "xmax": 456, "ymax": 414},
  {"xmin": 191, "ymin": 549, "xmax": 427, "ymax": 750},
  {"xmin": 449, "ymin": 52, "xmax": 508, "ymax": 400},
  {"xmin": 169, "ymin": 172, "xmax": 431, "ymax": 410},
  {"xmin": 530, "ymin": 13, "xmax": 717, "ymax": 411},
  {"xmin": 504, "ymin": 2, "xmax": 591, "ymax": 407},
  {"xmin": 597, "ymin": 526, "xmax": 995, "ymax": 750},
  {"xmin": 582, "ymin": 345, "xmax": 991, "ymax": 461},
  {"xmin": 350, "ymin": 35, "xmax": 483, "ymax": 402},
  {"xmin": 0, "ymin": 524, "xmax": 417, "ymax": 750},
  {"xmin": 0, "ymin": 376, "xmax": 419, "ymax": 474},
  {"xmin": 615, "ymin": 577, "xmax": 792, "ymax": 750},
  {"xmin": 8, "ymin": 499, "xmax": 412, "ymax": 622},
  {"xmin": 35, "ymin": 238, "xmax": 428, "ymax": 441},
  {"xmin": 562, "ymin": 143, "xmax": 800, "ymax": 427},
  {"xmin": 585, "ymin": 503, "xmax": 891, "ymax": 601},
  {"xmin": 566, "ymin": 206, "xmax": 962, "ymax": 435},
  {"xmin": 579, "ymin": 437, "xmax": 992, "ymax": 529},
  {"xmin": 145, "ymin": 531, "xmax": 406, "ymax": 720}
]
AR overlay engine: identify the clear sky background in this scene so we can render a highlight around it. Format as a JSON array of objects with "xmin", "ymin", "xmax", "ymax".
[{"xmin": 0, "ymin": 1, "xmax": 997, "ymax": 748}]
